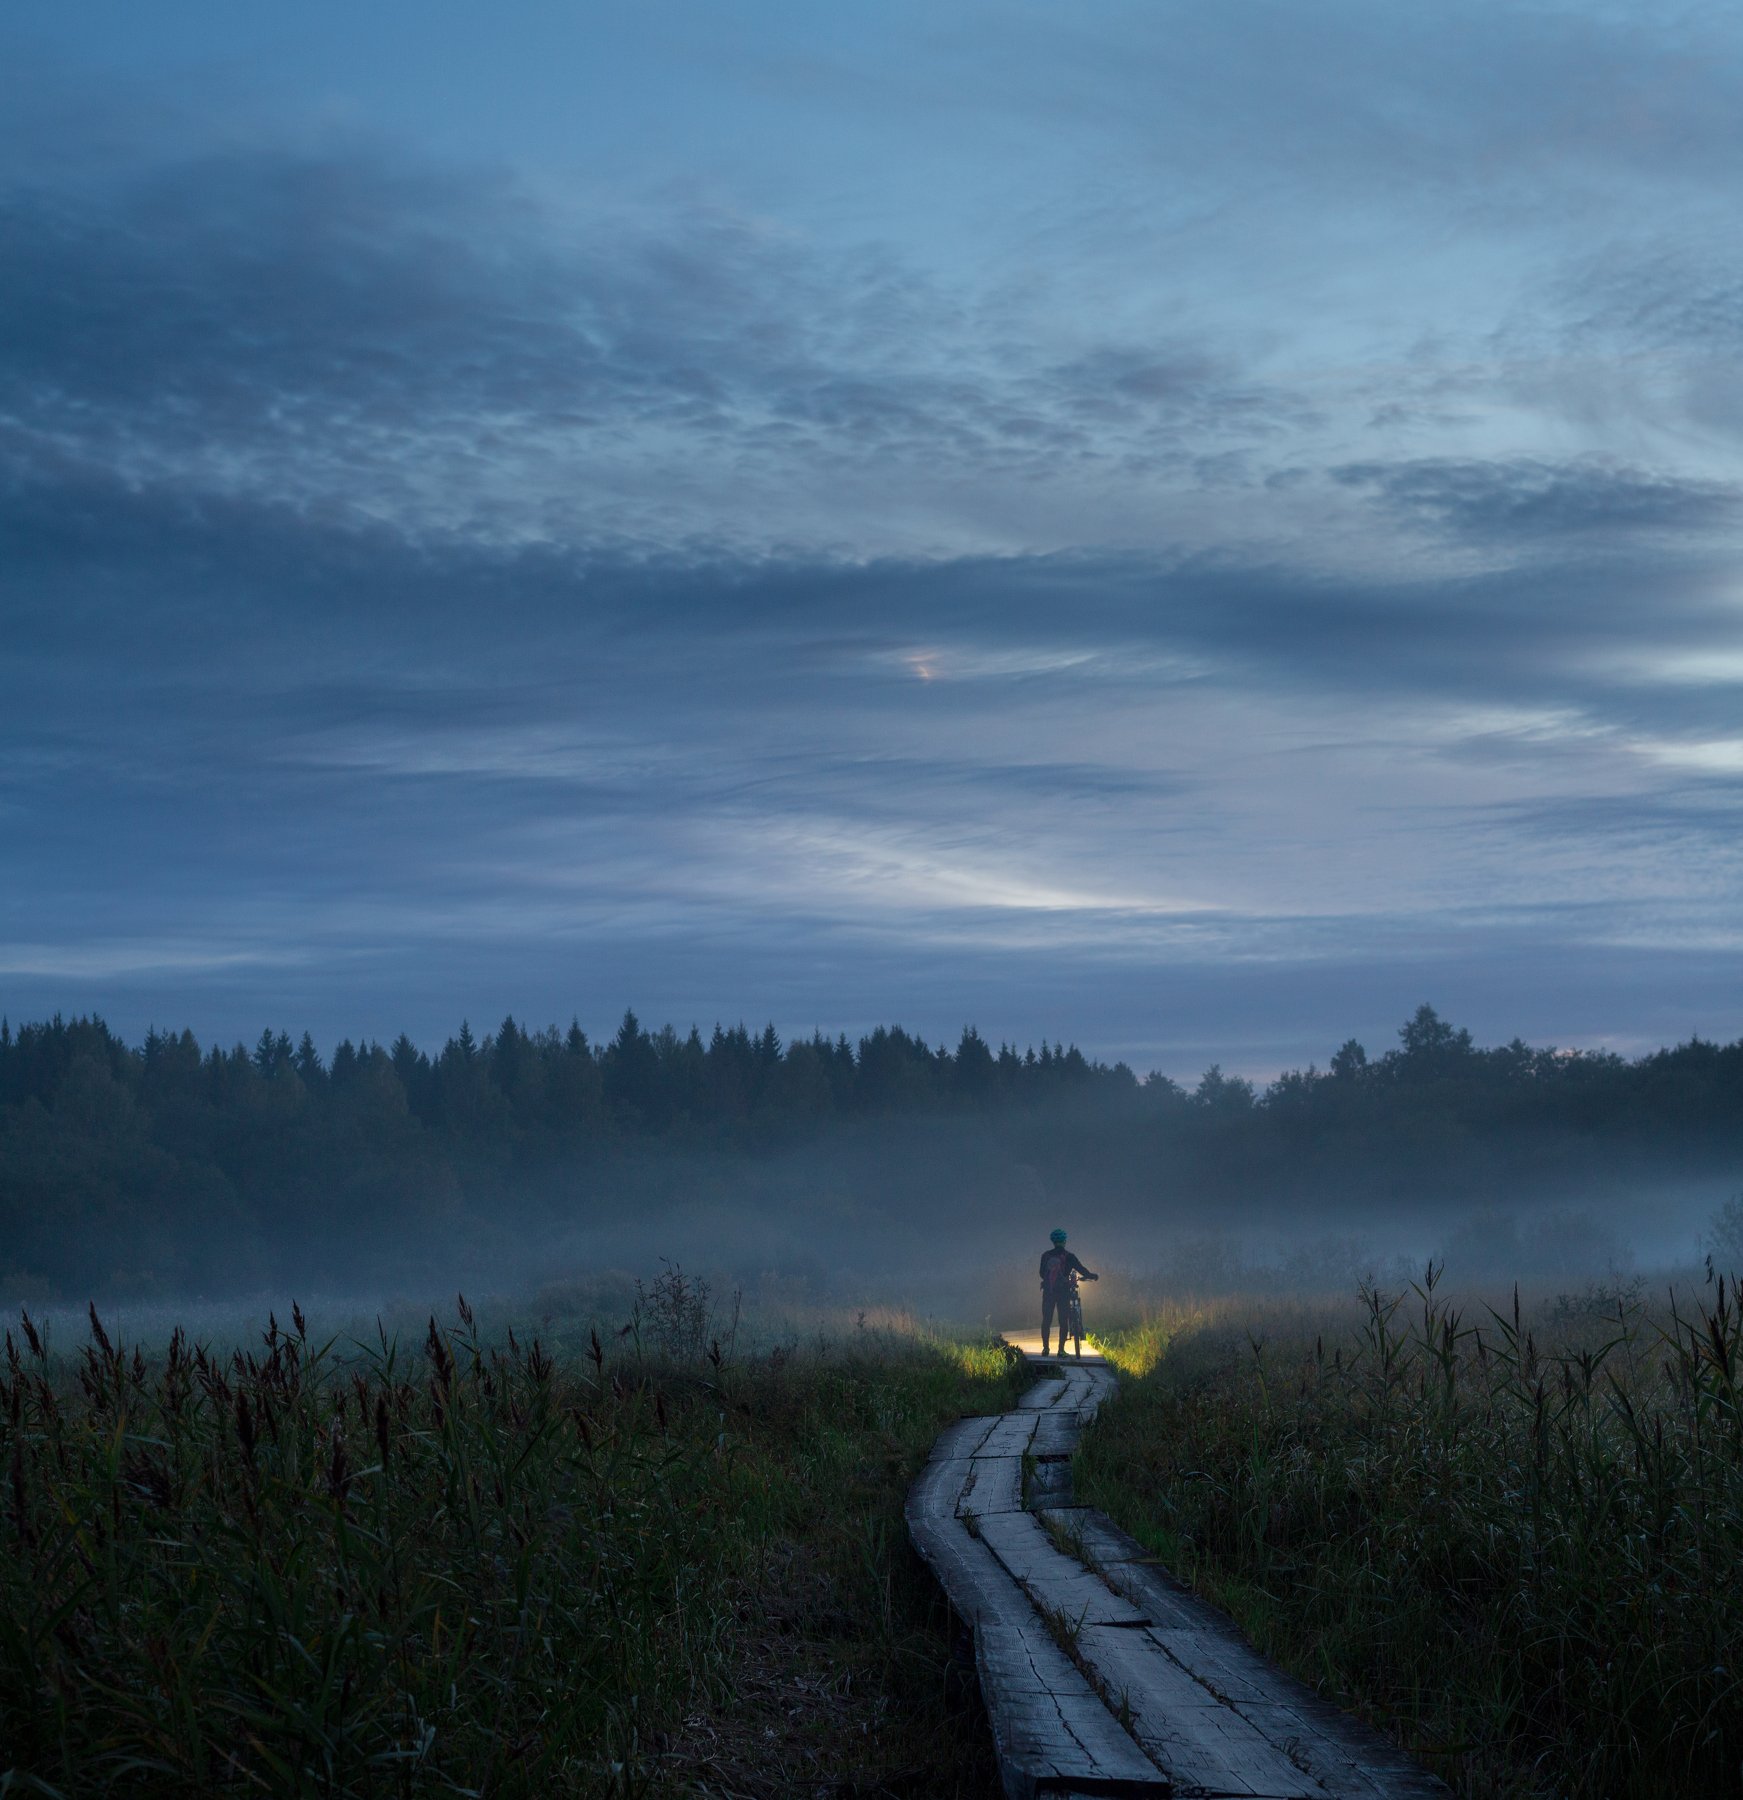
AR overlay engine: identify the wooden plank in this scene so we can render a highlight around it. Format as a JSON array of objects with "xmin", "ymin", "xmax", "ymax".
[
  {"xmin": 908, "ymin": 1450, "xmax": 976, "ymax": 1526},
  {"xmin": 975, "ymin": 1412, "xmax": 1042, "ymax": 1459},
  {"xmin": 915, "ymin": 1457, "xmax": 976, "ymax": 1523},
  {"xmin": 975, "ymin": 1614, "xmax": 1171, "ymax": 1796},
  {"xmin": 1024, "ymin": 1457, "xmax": 1076, "ymax": 1510},
  {"xmin": 1075, "ymin": 1371, "xmax": 1117, "ymax": 1419},
  {"xmin": 1048, "ymin": 1509, "xmax": 1273, "ymax": 1632},
  {"xmin": 907, "ymin": 1435, "xmax": 1168, "ymax": 1793},
  {"xmin": 1030, "ymin": 1408, "xmax": 1084, "ymax": 1459},
  {"xmin": 976, "ymin": 1511, "xmax": 1152, "ymax": 1628},
  {"xmin": 906, "ymin": 1502, "xmax": 1011, "ymax": 1613},
  {"xmin": 1240, "ymin": 1701, "xmax": 1450, "ymax": 1800},
  {"xmin": 1145, "ymin": 1627, "xmax": 1295, "ymax": 1706},
  {"xmin": 1073, "ymin": 1623, "xmax": 1323, "ymax": 1799},
  {"xmin": 959, "ymin": 1454, "xmax": 1027, "ymax": 1517},
  {"xmin": 929, "ymin": 1415, "xmax": 1004, "ymax": 1462},
  {"xmin": 906, "ymin": 1508, "xmax": 1166, "ymax": 1796}
]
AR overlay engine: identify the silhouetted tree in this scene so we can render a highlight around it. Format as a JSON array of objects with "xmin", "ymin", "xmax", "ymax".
[{"xmin": 2, "ymin": 1002, "xmax": 1740, "ymax": 1297}]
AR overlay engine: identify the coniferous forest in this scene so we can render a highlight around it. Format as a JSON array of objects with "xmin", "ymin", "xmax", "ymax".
[{"xmin": 2, "ymin": 1003, "xmax": 1739, "ymax": 1299}]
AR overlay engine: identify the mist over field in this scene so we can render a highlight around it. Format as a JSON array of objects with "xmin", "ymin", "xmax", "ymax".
[
  {"xmin": 446, "ymin": 1122, "xmax": 1726, "ymax": 1323},
  {"xmin": 4, "ymin": 1003, "xmax": 1736, "ymax": 1331}
]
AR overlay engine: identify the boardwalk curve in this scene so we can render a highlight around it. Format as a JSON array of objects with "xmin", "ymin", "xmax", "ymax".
[{"xmin": 906, "ymin": 1332, "xmax": 1448, "ymax": 1800}]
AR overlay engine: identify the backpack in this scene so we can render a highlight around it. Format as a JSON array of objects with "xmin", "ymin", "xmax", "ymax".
[{"xmin": 1042, "ymin": 1248, "xmax": 1072, "ymax": 1294}]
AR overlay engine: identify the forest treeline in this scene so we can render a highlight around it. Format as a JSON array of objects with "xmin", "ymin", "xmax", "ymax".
[{"xmin": 2, "ymin": 1004, "xmax": 1740, "ymax": 1297}]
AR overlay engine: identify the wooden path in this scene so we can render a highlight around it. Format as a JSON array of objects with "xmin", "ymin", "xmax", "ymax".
[{"xmin": 906, "ymin": 1331, "xmax": 1448, "ymax": 1800}]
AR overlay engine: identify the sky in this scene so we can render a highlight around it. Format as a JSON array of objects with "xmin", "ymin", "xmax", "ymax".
[{"xmin": 2, "ymin": 0, "xmax": 1740, "ymax": 1080}]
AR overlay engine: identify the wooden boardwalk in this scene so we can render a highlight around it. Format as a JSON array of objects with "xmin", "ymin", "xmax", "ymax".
[{"xmin": 906, "ymin": 1332, "xmax": 1448, "ymax": 1800}]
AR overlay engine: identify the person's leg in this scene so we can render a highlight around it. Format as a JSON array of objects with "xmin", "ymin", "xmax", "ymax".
[{"xmin": 1040, "ymin": 1291, "xmax": 1055, "ymax": 1355}]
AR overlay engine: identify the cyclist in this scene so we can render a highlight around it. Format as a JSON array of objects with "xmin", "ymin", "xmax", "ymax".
[{"xmin": 1039, "ymin": 1228, "xmax": 1098, "ymax": 1356}]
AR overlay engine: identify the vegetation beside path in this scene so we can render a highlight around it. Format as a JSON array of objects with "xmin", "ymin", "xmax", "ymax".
[
  {"xmin": 18, "ymin": 1262, "xmax": 1738, "ymax": 1799},
  {"xmin": 1081, "ymin": 1272, "xmax": 1743, "ymax": 1799},
  {"xmin": 1, "ymin": 1281, "xmax": 1023, "ymax": 1798}
]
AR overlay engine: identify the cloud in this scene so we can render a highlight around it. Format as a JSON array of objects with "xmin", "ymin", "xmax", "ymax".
[
  {"xmin": 1555, "ymin": 241, "xmax": 1743, "ymax": 360},
  {"xmin": 1334, "ymin": 457, "xmax": 1742, "ymax": 546},
  {"xmin": 0, "ymin": 143, "xmax": 1313, "ymax": 561},
  {"xmin": 1472, "ymin": 788, "xmax": 1743, "ymax": 855},
  {"xmin": 5, "ymin": 445, "xmax": 1739, "ymax": 763}
]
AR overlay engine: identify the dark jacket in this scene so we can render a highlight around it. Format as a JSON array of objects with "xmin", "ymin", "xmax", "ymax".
[{"xmin": 1039, "ymin": 1247, "xmax": 1094, "ymax": 1291}]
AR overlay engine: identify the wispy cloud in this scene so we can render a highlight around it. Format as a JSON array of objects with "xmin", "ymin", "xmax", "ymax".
[{"xmin": 1334, "ymin": 457, "xmax": 1742, "ymax": 546}]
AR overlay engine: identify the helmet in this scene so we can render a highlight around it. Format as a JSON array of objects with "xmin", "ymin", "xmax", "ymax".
[{"xmin": 1050, "ymin": 1228, "xmax": 1068, "ymax": 1245}]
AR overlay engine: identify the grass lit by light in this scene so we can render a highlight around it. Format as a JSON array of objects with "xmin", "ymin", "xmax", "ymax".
[{"xmin": 1091, "ymin": 1302, "xmax": 1209, "ymax": 1377}]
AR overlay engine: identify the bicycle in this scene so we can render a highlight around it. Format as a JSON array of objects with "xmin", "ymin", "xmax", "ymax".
[{"xmin": 1062, "ymin": 1273, "xmax": 1087, "ymax": 1358}]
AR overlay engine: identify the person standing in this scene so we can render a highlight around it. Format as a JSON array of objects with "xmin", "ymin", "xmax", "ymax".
[{"xmin": 1039, "ymin": 1228, "xmax": 1097, "ymax": 1355}]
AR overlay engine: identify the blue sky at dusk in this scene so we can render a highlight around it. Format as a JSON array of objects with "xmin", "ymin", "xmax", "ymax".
[{"xmin": 3, "ymin": 2, "xmax": 1740, "ymax": 1077}]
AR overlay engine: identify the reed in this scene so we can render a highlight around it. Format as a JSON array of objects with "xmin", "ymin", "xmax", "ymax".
[{"xmin": 1, "ymin": 1296, "xmax": 1021, "ymax": 1796}]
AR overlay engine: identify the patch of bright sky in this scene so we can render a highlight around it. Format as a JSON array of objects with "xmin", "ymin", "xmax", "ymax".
[
  {"xmin": 0, "ymin": 939, "xmax": 316, "ymax": 980},
  {"xmin": 1632, "ymin": 738, "xmax": 1743, "ymax": 775},
  {"xmin": 1620, "ymin": 649, "xmax": 1743, "ymax": 685}
]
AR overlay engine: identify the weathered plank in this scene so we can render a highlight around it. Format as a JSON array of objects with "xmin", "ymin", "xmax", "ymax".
[
  {"xmin": 1029, "ymin": 1408, "xmax": 1085, "ymax": 1459},
  {"xmin": 928, "ymin": 1414, "xmax": 1005, "ymax": 1462},
  {"xmin": 1241, "ymin": 1701, "xmax": 1450, "ymax": 1800},
  {"xmin": 1074, "ymin": 1622, "xmax": 1324, "ymax": 1799},
  {"xmin": 959, "ymin": 1453, "xmax": 1027, "ymax": 1518},
  {"xmin": 906, "ymin": 1400, "xmax": 1167, "ymax": 1797},
  {"xmin": 1036, "ymin": 1508, "xmax": 1232, "ymax": 1632},
  {"xmin": 1023, "ymin": 1456, "xmax": 1076, "ymax": 1510},
  {"xmin": 1072, "ymin": 1371, "xmax": 1117, "ymax": 1420},
  {"xmin": 976, "ymin": 1511, "xmax": 1152, "ymax": 1628},
  {"xmin": 975, "ymin": 1411, "xmax": 1042, "ymax": 1459},
  {"xmin": 975, "ymin": 1615, "xmax": 1170, "ymax": 1796},
  {"xmin": 909, "ymin": 1435, "xmax": 977, "ymax": 1515},
  {"xmin": 916, "ymin": 1457, "xmax": 975, "ymax": 1522},
  {"xmin": 905, "ymin": 1505, "xmax": 1167, "ymax": 1795}
]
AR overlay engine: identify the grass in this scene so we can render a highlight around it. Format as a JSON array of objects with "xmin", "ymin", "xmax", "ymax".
[
  {"xmin": 1, "ymin": 1283, "xmax": 1026, "ymax": 1798},
  {"xmin": 1079, "ymin": 1267, "xmax": 1743, "ymax": 1799}
]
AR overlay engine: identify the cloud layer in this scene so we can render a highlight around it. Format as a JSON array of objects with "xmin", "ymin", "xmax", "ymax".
[{"xmin": 2, "ymin": 3, "xmax": 1741, "ymax": 1072}]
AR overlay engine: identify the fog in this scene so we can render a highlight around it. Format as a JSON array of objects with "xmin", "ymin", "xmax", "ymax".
[
  {"xmin": 4, "ymin": 1008, "xmax": 1737, "ymax": 1340},
  {"xmin": 7, "ymin": 1111, "xmax": 1730, "ymax": 1353},
  {"xmin": 505, "ymin": 1128, "xmax": 1729, "ymax": 1323}
]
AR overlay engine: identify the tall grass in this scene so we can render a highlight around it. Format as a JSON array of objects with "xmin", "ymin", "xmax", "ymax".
[
  {"xmin": 1081, "ymin": 1268, "xmax": 1743, "ymax": 1798},
  {"xmin": 1, "ymin": 1291, "xmax": 1023, "ymax": 1797}
]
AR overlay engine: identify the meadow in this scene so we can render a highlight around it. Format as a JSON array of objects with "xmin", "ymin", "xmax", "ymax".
[
  {"xmin": 1082, "ymin": 1267, "xmax": 1743, "ymax": 1799},
  {"xmin": 7, "ymin": 1262, "xmax": 1741, "ymax": 1799},
  {"xmin": 0, "ymin": 1275, "xmax": 1023, "ymax": 1798}
]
